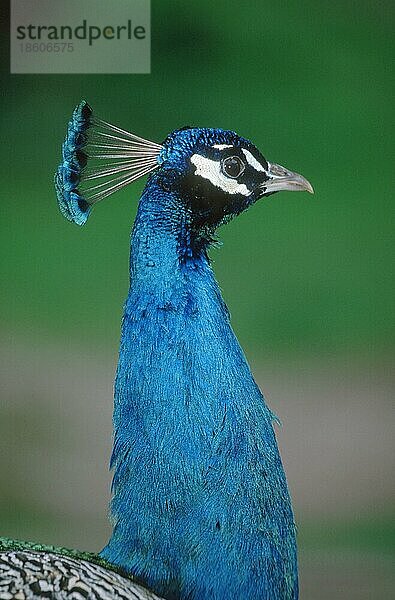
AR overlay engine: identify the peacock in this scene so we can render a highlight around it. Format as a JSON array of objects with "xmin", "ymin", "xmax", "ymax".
[{"xmin": 0, "ymin": 101, "xmax": 313, "ymax": 599}]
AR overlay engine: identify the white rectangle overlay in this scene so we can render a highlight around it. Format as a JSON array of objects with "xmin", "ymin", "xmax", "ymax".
[{"xmin": 10, "ymin": 0, "xmax": 150, "ymax": 74}]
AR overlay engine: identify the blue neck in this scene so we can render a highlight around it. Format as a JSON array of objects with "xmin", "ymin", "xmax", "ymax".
[{"xmin": 101, "ymin": 177, "xmax": 298, "ymax": 600}]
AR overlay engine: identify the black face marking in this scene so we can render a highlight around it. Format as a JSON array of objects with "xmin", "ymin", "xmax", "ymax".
[
  {"xmin": 174, "ymin": 142, "xmax": 270, "ymax": 229},
  {"xmin": 179, "ymin": 170, "xmax": 247, "ymax": 228}
]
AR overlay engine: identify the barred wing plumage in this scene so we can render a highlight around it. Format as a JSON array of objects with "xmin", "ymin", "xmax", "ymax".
[{"xmin": 0, "ymin": 550, "xmax": 165, "ymax": 600}]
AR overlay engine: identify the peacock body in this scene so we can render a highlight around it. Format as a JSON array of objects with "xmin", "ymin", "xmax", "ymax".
[{"xmin": 1, "ymin": 101, "xmax": 312, "ymax": 599}]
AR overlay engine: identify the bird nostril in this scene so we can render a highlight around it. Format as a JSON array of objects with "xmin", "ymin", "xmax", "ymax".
[{"xmin": 269, "ymin": 163, "xmax": 289, "ymax": 177}]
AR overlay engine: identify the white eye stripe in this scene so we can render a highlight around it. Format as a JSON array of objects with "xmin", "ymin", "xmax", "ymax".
[
  {"xmin": 212, "ymin": 144, "xmax": 233, "ymax": 150},
  {"xmin": 212, "ymin": 145, "xmax": 266, "ymax": 174},
  {"xmin": 242, "ymin": 149, "xmax": 266, "ymax": 172},
  {"xmin": 190, "ymin": 154, "xmax": 250, "ymax": 196}
]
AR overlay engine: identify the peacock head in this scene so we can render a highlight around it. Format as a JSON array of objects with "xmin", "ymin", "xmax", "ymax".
[
  {"xmin": 55, "ymin": 101, "xmax": 313, "ymax": 229},
  {"xmin": 157, "ymin": 126, "xmax": 313, "ymax": 230}
]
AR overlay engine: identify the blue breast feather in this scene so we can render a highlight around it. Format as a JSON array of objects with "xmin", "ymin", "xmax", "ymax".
[{"xmin": 99, "ymin": 178, "xmax": 298, "ymax": 600}]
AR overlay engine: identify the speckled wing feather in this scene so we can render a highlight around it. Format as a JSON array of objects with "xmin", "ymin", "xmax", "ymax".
[{"xmin": 0, "ymin": 542, "xmax": 164, "ymax": 600}]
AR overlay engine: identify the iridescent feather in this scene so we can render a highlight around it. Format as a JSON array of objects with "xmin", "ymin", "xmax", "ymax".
[{"xmin": 54, "ymin": 101, "xmax": 162, "ymax": 225}]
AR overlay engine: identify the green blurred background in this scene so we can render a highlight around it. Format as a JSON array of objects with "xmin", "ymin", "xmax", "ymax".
[{"xmin": 1, "ymin": 1, "xmax": 394, "ymax": 598}]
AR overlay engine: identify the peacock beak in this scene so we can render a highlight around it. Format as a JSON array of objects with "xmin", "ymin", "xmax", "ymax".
[{"xmin": 262, "ymin": 162, "xmax": 314, "ymax": 194}]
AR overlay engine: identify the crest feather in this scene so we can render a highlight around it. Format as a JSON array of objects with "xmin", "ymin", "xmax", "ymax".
[{"xmin": 55, "ymin": 101, "xmax": 162, "ymax": 225}]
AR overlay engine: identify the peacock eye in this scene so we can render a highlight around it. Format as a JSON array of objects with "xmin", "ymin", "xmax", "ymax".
[{"xmin": 221, "ymin": 155, "xmax": 245, "ymax": 179}]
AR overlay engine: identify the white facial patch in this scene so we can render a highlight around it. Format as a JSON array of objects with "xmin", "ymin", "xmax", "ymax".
[
  {"xmin": 212, "ymin": 144, "xmax": 233, "ymax": 150},
  {"xmin": 190, "ymin": 154, "xmax": 250, "ymax": 196},
  {"xmin": 242, "ymin": 148, "xmax": 266, "ymax": 172}
]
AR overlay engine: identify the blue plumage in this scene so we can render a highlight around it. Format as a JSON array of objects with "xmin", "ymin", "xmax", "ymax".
[
  {"xmin": 55, "ymin": 103, "xmax": 313, "ymax": 599},
  {"xmin": 55, "ymin": 101, "xmax": 92, "ymax": 225}
]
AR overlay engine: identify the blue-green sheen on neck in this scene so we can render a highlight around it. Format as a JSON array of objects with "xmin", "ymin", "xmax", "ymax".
[{"xmin": 100, "ymin": 176, "xmax": 298, "ymax": 600}]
